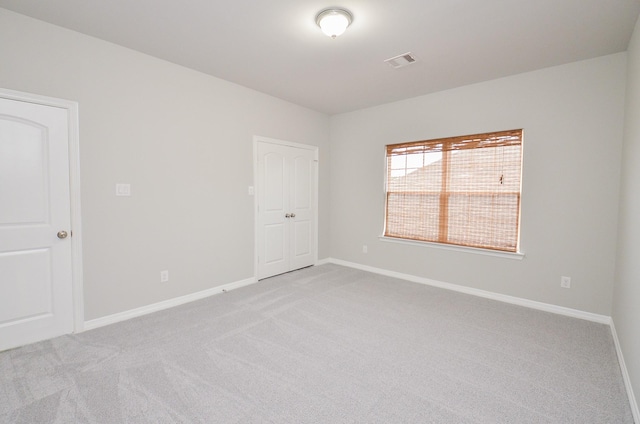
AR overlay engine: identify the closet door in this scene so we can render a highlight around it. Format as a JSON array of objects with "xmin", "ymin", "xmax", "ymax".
[{"xmin": 256, "ymin": 139, "xmax": 316, "ymax": 280}]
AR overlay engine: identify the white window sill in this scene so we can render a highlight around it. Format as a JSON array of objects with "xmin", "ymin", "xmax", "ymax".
[{"xmin": 378, "ymin": 236, "xmax": 525, "ymax": 260}]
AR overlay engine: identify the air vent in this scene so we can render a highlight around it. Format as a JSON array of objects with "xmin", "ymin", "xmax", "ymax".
[{"xmin": 384, "ymin": 52, "xmax": 417, "ymax": 69}]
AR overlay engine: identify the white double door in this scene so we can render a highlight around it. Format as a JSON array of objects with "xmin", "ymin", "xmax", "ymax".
[
  {"xmin": 0, "ymin": 94, "xmax": 75, "ymax": 351},
  {"xmin": 256, "ymin": 139, "xmax": 317, "ymax": 280}
]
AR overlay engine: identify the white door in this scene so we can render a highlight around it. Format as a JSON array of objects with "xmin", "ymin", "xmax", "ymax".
[
  {"xmin": 0, "ymin": 96, "xmax": 74, "ymax": 351},
  {"xmin": 256, "ymin": 140, "xmax": 317, "ymax": 280}
]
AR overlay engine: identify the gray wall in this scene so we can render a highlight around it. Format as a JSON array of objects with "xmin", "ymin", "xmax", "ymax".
[
  {"xmin": 329, "ymin": 54, "xmax": 626, "ymax": 316},
  {"xmin": 613, "ymin": 14, "xmax": 640, "ymax": 415},
  {"xmin": 0, "ymin": 9, "xmax": 331, "ymax": 320}
]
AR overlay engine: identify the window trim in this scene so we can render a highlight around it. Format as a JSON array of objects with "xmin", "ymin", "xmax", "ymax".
[{"xmin": 383, "ymin": 129, "xmax": 523, "ymax": 253}]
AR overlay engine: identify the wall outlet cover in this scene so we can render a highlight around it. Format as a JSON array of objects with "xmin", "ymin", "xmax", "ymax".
[{"xmin": 160, "ymin": 270, "xmax": 169, "ymax": 283}]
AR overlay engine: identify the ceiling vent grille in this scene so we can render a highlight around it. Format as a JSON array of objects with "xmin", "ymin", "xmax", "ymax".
[{"xmin": 384, "ymin": 52, "xmax": 417, "ymax": 69}]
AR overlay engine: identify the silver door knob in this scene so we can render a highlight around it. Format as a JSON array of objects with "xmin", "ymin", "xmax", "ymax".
[
  {"xmin": 285, "ymin": 214, "xmax": 291, "ymax": 218},
  {"xmin": 57, "ymin": 230, "xmax": 68, "ymax": 239},
  {"xmin": 290, "ymin": 213, "xmax": 296, "ymax": 218}
]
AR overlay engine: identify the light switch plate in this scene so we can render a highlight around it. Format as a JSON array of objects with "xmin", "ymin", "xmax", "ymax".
[{"xmin": 116, "ymin": 183, "xmax": 131, "ymax": 196}]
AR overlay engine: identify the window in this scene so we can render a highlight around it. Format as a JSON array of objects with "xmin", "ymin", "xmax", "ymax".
[{"xmin": 384, "ymin": 129, "xmax": 523, "ymax": 252}]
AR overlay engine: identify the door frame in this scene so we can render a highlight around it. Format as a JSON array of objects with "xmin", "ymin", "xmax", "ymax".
[
  {"xmin": 0, "ymin": 87, "xmax": 84, "ymax": 333},
  {"xmin": 253, "ymin": 135, "xmax": 319, "ymax": 280}
]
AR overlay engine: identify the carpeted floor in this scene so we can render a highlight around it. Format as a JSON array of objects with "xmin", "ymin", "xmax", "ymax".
[{"xmin": 0, "ymin": 264, "xmax": 634, "ymax": 423}]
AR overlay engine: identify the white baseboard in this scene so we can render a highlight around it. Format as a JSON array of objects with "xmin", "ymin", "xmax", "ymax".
[
  {"xmin": 83, "ymin": 277, "xmax": 257, "ymax": 331},
  {"xmin": 610, "ymin": 320, "xmax": 640, "ymax": 423},
  {"xmin": 324, "ymin": 258, "xmax": 611, "ymax": 324}
]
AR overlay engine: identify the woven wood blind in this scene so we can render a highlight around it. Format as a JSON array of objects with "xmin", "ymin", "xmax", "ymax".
[{"xmin": 384, "ymin": 129, "xmax": 523, "ymax": 252}]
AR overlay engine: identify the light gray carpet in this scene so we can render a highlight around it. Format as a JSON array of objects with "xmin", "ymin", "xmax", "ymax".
[{"xmin": 0, "ymin": 264, "xmax": 633, "ymax": 423}]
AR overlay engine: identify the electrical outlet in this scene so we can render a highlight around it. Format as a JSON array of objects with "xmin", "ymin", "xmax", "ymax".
[
  {"xmin": 560, "ymin": 276, "xmax": 571, "ymax": 289},
  {"xmin": 160, "ymin": 270, "xmax": 169, "ymax": 283},
  {"xmin": 362, "ymin": 245, "xmax": 368, "ymax": 253}
]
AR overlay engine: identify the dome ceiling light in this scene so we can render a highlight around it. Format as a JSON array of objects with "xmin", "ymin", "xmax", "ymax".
[{"xmin": 315, "ymin": 8, "xmax": 353, "ymax": 39}]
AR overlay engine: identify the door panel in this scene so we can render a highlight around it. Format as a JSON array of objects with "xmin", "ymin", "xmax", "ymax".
[
  {"xmin": 0, "ymin": 119, "xmax": 49, "ymax": 225},
  {"xmin": 293, "ymin": 221, "xmax": 311, "ymax": 256},
  {"xmin": 293, "ymin": 155, "xmax": 311, "ymax": 209},
  {"xmin": 264, "ymin": 224, "xmax": 285, "ymax": 265},
  {"xmin": 257, "ymin": 140, "xmax": 316, "ymax": 279},
  {"xmin": 0, "ymin": 97, "xmax": 73, "ymax": 351},
  {"xmin": 264, "ymin": 152, "xmax": 285, "ymax": 211},
  {"xmin": 0, "ymin": 248, "xmax": 52, "ymax": 324}
]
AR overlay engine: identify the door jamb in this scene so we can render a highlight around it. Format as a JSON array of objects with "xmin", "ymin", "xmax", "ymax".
[
  {"xmin": 0, "ymin": 87, "xmax": 85, "ymax": 332},
  {"xmin": 253, "ymin": 135, "xmax": 319, "ymax": 280}
]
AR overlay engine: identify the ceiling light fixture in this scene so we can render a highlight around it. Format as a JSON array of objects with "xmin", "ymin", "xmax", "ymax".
[{"xmin": 316, "ymin": 8, "xmax": 353, "ymax": 39}]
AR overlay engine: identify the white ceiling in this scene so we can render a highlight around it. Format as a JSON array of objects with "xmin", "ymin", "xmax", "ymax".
[{"xmin": 1, "ymin": 0, "xmax": 639, "ymax": 115}]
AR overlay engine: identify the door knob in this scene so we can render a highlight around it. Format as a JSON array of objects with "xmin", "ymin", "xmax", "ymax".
[
  {"xmin": 57, "ymin": 230, "xmax": 68, "ymax": 239},
  {"xmin": 285, "ymin": 214, "xmax": 291, "ymax": 218},
  {"xmin": 290, "ymin": 213, "xmax": 296, "ymax": 218}
]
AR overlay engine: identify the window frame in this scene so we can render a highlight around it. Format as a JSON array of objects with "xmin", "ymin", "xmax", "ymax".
[{"xmin": 383, "ymin": 129, "xmax": 524, "ymax": 254}]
